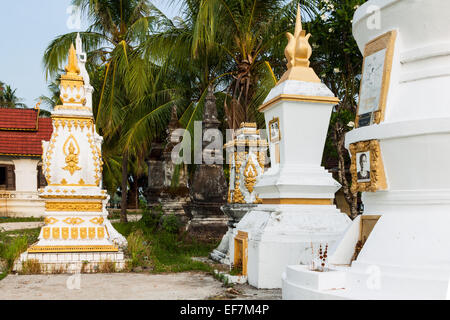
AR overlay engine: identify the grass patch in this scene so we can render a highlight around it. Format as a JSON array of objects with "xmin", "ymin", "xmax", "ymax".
[
  {"xmin": 21, "ymin": 259, "xmax": 42, "ymax": 274},
  {"xmin": 99, "ymin": 260, "xmax": 116, "ymax": 273},
  {"xmin": 0, "ymin": 227, "xmax": 40, "ymax": 279},
  {"xmin": 0, "ymin": 217, "xmax": 43, "ymax": 224},
  {"xmin": 113, "ymin": 208, "xmax": 219, "ymax": 274},
  {"xmin": 107, "ymin": 210, "xmax": 143, "ymax": 220}
]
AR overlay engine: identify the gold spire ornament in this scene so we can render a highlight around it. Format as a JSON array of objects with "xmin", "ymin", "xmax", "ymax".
[
  {"xmin": 60, "ymin": 43, "xmax": 84, "ymax": 85},
  {"xmin": 65, "ymin": 43, "xmax": 81, "ymax": 76},
  {"xmin": 278, "ymin": 4, "xmax": 321, "ymax": 84}
]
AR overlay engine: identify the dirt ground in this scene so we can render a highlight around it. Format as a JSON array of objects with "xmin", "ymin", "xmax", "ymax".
[{"xmin": 0, "ymin": 272, "xmax": 281, "ymax": 300}]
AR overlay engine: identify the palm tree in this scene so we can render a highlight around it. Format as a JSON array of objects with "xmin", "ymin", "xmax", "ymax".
[
  {"xmin": 186, "ymin": 0, "xmax": 317, "ymax": 129},
  {"xmin": 43, "ymin": 0, "xmax": 176, "ymax": 222},
  {"xmin": 38, "ymin": 79, "xmax": 61, "ymax": 110},
  {"xmin": 1, "ymin": 85, "xmax": 27, "ymax": 108}
]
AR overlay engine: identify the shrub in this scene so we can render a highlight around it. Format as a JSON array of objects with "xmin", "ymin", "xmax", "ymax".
[
  {"xmin": 21, "ymin": 259, "xmax": 42, "ymax": 274},
  {"xmin": 140, "ymin": 207, "xmax": 163, "ymax": 230},
  {"xmin": 2, "ymin": 236, "xmax": 28, "ymax": 270},
  {"xmin": 99, "ymin": 260, "xmax": 116, "ymax": 273},
  {"xmin": 161, "ymin": 214, "xmax": 181, "ymax": 234},
  {"xmin": 126, "ymin": 230, "xmax": 152, "ymax": 269}
]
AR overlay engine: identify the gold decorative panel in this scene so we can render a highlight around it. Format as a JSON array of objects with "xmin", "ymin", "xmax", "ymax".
[
  {"xmin": 80, "ymin": 227, "xmax": 87, "ymax": 239},
  {"xmin": 71, "ymin": 227, "xmax": 79, "ymax": 239},
  {"xmin": 350, "ymin": 140, "xmax": 387, "ymax": 192},
  {"xmin": 46, "ymin": 202, "xmax": 103, "ymax": 212}
]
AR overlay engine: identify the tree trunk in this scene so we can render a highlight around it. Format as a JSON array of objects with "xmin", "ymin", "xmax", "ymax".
[
  {"xmin": 120, "ymin": 149, "xmax": 129, "ymax": 223},
  {"xmin": 333, "ymin": 122, "xmax": 359, "ymax": 219}
]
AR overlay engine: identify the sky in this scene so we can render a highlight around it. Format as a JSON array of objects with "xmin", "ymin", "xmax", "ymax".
[{"xmin": 0, "ymin": 0, "xmax": 182, "ymax": 111}]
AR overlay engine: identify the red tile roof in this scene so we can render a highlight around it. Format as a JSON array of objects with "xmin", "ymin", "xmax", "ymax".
[{"xmin": 0, "ymin": 108, "xmax": 53, "ymax": 156}]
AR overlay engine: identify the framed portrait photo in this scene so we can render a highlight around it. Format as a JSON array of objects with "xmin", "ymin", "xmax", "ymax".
[
  {"xmin": 356, "ymin": 30, "xmax": 397, "ymax": 128},
  {"xmin": 350, "ymin": 140, "xmax": 387, "ymax": 192},
  {"xmin": 268, "ymin": 117, "xmax": 281, "ymax": 143},
  {"xmin": 356, "ymin": 151, "xmax": 371, "ymax": 183}
]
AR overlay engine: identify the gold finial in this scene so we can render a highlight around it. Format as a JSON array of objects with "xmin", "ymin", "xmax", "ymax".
[
  {"xmin": 278, "ymin": 4, "xmax": 320, "ymax": 83},
  {"xmin": 294, "ymin": 3, "xmax": 303, "ymax": 38},
  {"xmin": 35, "ymin": 99, "xmax": 42, "ymax": 110},
  {"xmin": 65, "ymin": 43, "xmax": 80, "ymax": 76}
]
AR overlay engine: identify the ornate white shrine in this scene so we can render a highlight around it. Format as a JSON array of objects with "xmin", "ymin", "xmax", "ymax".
[
  {"xmin": 211, "ymin": 122, "xmax": 268, "ymax": 264},
  {"xmin": 283, "ymin": 0, "xmax": 450, "ymax": 299},
  {"xmin": 15, "ymin": 34, "xmax": 127, "ymax": 273},
  {"xmin": 234, "ymin": 6, "xmax": 351, "ymax": 289}
]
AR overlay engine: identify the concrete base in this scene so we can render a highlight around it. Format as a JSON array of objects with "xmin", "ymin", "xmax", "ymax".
[
  {"xmin": 235, "ymin": 204, "xmax": 351, "ymax": 289},
  {"xmin": 0, "ymin": 191, "xmax": 45, "ymax": 217},
  {"xmin": 210, "ymin": 204, "xmax": 257, "ymax": 265},
  {"xmin": 13, "ymin": 251, "xmax": 128, "ymax": 274},
  {"xmin": 282, "ymin": 265, "xmax": 347, "ymax": 300}
]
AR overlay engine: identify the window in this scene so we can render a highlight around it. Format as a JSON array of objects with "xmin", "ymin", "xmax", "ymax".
[
  {"xmin": 0, "ymin": 166, "xmax": 6, "ymax": 187},
  {"xmin": 0, "ymin": 165, "xmax": 14, "ymax": 190}
]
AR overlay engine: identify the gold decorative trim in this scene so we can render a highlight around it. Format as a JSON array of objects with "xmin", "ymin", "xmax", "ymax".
[
  {"xmin": 71, "ymin": 227, "xmax": 79, "ymax": 239},
  {"xmin": 80, "ymin": 227, "xmax": 87, "ymax": 239},
  {"xmin": 62, "ymin": 217, "xmax": 85, "ymax": 225},
  {"xmin": 244, "ymin": 157, "xmax": 257, "ymax": 193},
  {"xmin": 62, "ymin": 227, "xmax": 69, "ymax": 240},
  {"xmin": 259, "ymin": 94, "xmax": 339, "ymax": 113},
  {"xmin": 63, "ymin": 134, "xmax": 82, "ymax": 175},
  {"xmin": 97, "ymin": 227, "xmax": 105, "ymax": 239},
  {"xmin": 350, "ymin": 140, "xmax": 387, "ymax": 192},
  {"xmin": 90, "ymin": 217, "xmax": 104, "ymax": 225},
  {"xmin": 45, "ymin": 202, "xmax": 103, "ymax": 212},
  {"xmin": 262, "ymin": 198, "xmax": 333, "ymax": 205},
  {"xmin": 44, "ymin": 217, "xmax": 58, "ymax": 225},
  {"xmin": 28, "ymin": 245, "xmax": 118, "ymax": 253},
  {"xmin": 240, "ymin": 122, "xmax": 257, "ymax": 128},
  {"xmin": 43, "ymin": 227, "xmax": 50, "ymax": 240},
  {"xmin": 40, "ymin": 194, "xmax": 107, "ymax": 199},
  {"xmin": 234, "ymin": 231, "xmax": 248, "ymax": 276},
  {"xmin": 356, "ymin": 30, "xmax": 397, "ymax": 127}
]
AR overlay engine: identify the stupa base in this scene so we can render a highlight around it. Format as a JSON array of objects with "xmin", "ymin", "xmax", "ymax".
[
  {"xmin": 13, "ymin": 250, "xmax": 128, "ymax": 274},
  {"xmin": 234, "ymin": 204, "xmax": 351, "ymax": 289}
]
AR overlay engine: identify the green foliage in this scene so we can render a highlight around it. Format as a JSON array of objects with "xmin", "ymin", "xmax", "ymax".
[
  {"xmin": 0, "ymin": 217, "xmax": 44, "ymax": 224},
  {"xmin": 0, "ymin": 82, "xmax": 27, "ymax": 108},
  {"xmin": 126, "ymin": 229, "xmax": 152, "ymax": 268},
  {"xmin": 306, "ymin": 0, "xmax": 364, "ymax": 167},
  {"xmin": 0, "ymin": 234, "xmax": 29, "ymax": 271},
  {"xmin": 161, "ymin": 214, "xmax": 182, "ymax": 234},
  {"xmin": 112, "ymin": 220, "xmax": 218, "ymax": 274}
]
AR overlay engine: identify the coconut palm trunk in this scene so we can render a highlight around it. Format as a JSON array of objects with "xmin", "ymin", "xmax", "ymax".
[{"xmin": 120, "ymin": 149, "xmax": 129, "ymax": 223}]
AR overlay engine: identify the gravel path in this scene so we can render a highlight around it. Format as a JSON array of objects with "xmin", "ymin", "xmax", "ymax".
[
  {"xmin": 0, "ymin": 222, "xmax": 44, "ymax": 232},
  {"xmin": 0, "ymin": 271, "xmax": 281, "ymax": 300},
  {"xmin": 0, "ymin": 272, "xmax": 224, "ymax": 300}
]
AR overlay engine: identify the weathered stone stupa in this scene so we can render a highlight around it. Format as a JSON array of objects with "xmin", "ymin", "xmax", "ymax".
[
  {"xmin": 146, "ymin": 105, "xmax": 189, "ymax": 223},
  {"xmin": 15, "ymin": 34, "xmax": 127, "ymax": 273},
  {"xmin": 187, "ymin": 87, "xmax": 228, "ymax": 235}
]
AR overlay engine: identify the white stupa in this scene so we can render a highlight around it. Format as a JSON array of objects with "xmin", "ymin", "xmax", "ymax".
[
  {"xmin": 233, "ymin": 6, "xmax": 351, "ymax": 289},
  {"xmin": 283, "ymin": 0, "xmax": 450, "ymax": 299},
  {"xmin": 15, "ymin": 34, "xmax": 127, "ymax": 273}
]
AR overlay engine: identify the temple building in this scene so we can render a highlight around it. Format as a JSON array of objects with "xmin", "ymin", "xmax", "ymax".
[{"xmin": 0, "ymin": 107, "xmax": 52, "ymax": 217}]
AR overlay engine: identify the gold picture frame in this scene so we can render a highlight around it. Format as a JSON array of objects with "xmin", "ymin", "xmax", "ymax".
[
  {"xmin": 356, "ymin": 30, "xmax": 397, "ymax": 127},
  {"xmin": 268, "ymin": 117, "xmax": 281, "ymax": 143},
  {"xmin": 350, "ymin": 140, "xmax": 387, "ymax": 192}
]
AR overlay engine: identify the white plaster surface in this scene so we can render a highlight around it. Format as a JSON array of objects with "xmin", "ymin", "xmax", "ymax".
[{"xmin": 283, "ymin": 0, "xmax": 450, "ymax": 300}]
